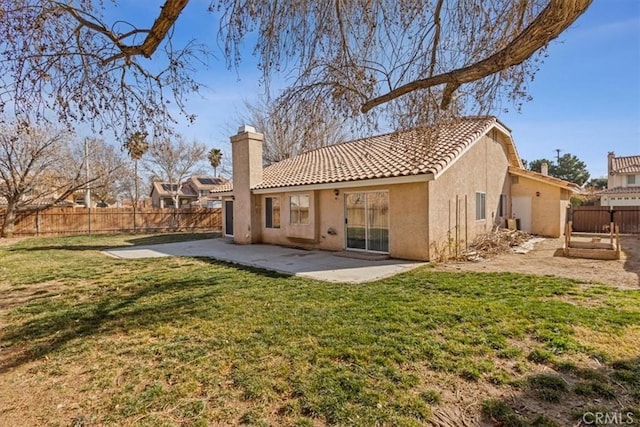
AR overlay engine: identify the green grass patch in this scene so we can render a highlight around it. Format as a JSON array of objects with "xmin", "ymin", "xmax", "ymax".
[
  {"xmin": 481, "ymin": 399, "xmax": 560, "ymax": 427},
  {"xmin": 1, "ymin": 234, "xmax": 639, "ymax": 425},
  {"xmin": 528, "ymin": 374, "xmax": 568, "ymax": 403},
  {"xmin": 574, "ymin": 381, "xmax": 616, "ymax": 399},
  {"xmin": 527, "ymin": 348, "xmax": 556, "ymax": 364}
]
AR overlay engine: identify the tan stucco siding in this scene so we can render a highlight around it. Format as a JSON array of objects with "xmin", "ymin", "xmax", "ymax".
[
  {"xmin": 511, "ymin": 176, "xmax": 568, "ymax": 237},
  {"xmin": 388, "ymin": 183, "xmax": 429, "ymax": 260},
  {"xmin": 427, "ymin": 133, "xmax": 512, "ymax": 258},
  {"xmin": 257, "ymin": 182, "xmax": 430, "ymax": 260}
]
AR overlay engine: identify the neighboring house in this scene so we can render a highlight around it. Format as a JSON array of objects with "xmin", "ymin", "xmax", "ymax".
[
  {"xmin": 222, "ymin": 117, "xmax": 580, "ymax": 261},
  {"xmin": 150, "ymin": 182, "xmax": 198, "ymax": 208},
  {"xmin": 183, "ymin": 176, "xmax": 232, "ymax": 208},
  {"xmin": 599, "ymin": 152, "xmax": 640, "ymax": 207}
]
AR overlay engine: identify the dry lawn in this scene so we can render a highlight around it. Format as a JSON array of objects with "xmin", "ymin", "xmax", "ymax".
[
  {"xmin": 0, "ymin": 234, "xmax": 638, "ymax": 426},
  {"xmin": 435, "ymin": 236, "xmax": 639, "ymax": 289}
]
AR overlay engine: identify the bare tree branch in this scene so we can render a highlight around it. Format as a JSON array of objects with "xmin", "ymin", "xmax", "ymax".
[{"xmin": 361, "ymin": 0, "xmax": 592, "ymax": 112}]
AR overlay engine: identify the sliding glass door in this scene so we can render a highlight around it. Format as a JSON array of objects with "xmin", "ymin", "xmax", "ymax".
[{"xmin": 345, "ymin": 191, "xmax": 389, "ymax": 253}]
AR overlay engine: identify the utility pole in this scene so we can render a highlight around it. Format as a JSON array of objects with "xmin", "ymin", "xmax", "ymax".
[
  {"xmin": 84, "ymin": 137, "xmax": 91, "ymax": 207},
  {"xmin": 84, "ymin": 137, "xmax": 92, "ymax": 234}
]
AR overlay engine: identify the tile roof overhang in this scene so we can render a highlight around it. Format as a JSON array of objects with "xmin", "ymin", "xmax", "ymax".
[
  {"xmin": 597, "ymin": 186, "xmax": 640, "ymax": 195},
  {"xmin": 611, "ymin": 155, "xmax": 640, "ymax": 174},
  {"xmin": 508, "ymin": 166, "xmax": 582, "ymax": 192},
  {"xmin": 208, "ymin": 182, "xmax": 234, "ymax": 194},
  {"xmin": 151, "ymin": 181, "xmax": 198, "ymax": 198},
  {"xmin": 252, "ymin": 116, "xmax": 520, "ymax": 193}
]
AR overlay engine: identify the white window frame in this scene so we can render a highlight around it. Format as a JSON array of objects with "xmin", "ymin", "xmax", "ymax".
[{"xmin": 290, "ymin": 194, "xmax": 310, "ymax": 225}]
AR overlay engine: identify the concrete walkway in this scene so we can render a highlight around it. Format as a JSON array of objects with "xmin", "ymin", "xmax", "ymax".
[{"xmin": 103, "ymin": 238, "xmax": 424, "ymax": 283}]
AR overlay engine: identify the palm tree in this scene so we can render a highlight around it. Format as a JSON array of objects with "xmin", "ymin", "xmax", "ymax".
[
  {"xmin": 124, "ymin": 132, "xmax": 149, "ymax": 231},
  {"xmin": 208, "ymin": 148, "xmax": 223, "ymax": 177}
]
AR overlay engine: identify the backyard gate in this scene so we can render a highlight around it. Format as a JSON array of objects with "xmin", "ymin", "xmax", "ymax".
[{"xmin": 570, "ymin": 206, "xmax": 640, "ymax": 234}]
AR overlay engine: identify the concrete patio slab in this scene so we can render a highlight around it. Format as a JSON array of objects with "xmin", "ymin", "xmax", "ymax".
[{"xmin": 103, "ymin": 238, "xmax": 425, "ymax": 283}]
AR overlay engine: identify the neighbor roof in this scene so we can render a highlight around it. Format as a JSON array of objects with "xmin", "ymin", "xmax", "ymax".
[
  {"xmin": 254, "ymin": 116, "xmax": 517, "ymax": 190},
  {"xmin": 151, "ymin": 181, "xmax": 198, "ymax": 198},
  {"xmin": 598, "ymin": 186, "xmax": 640, "ymax": 195},
  {"xmin": 208, "ymin": 181, "xmax": 233, "ymax": 194},
  {"xmin": 611, "ymin": 155, "xmax": 640, "ymax": 174},
  {"xmin": 187, "ymin": 176, "xmax": 230, "ymax": 189}
]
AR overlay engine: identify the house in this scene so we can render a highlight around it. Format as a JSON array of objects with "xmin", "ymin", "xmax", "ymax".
[
  {"xmin": 599, "ymin": 152, "xmax": 640, "ymax": 207},
  {"xmin": 222, "ymin": 117, "xmax": 579, "ymax": 261},
  {"xmin": 182, "ymin": 176, "xmax": 232, "ymax": 208},
  {"xmin": 150, "ymin": 181, "xmax": 198, "ymax": 208}
]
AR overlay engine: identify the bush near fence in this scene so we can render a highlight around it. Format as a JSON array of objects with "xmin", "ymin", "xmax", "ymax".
[
  {"xmin": 0, "ymin": 207, "xmax": 222, "ymax": 236},
  {"xmin": 571, "ymin": 206, "xmax": 640, "ymax": 234}
]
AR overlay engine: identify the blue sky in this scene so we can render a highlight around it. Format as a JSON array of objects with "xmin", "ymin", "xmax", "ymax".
[{"xmin": 118, "ymin": 0, "xmax": 640, "ymax": 179}]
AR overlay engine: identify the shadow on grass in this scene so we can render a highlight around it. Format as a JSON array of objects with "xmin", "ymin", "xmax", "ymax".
[
  {"xmin": 6, "ymin": 232, "xmax": 220, "ymax": 253},
  {"xmin": 481, "ymin": 356, "xmax": 640, "ymax": 426},
  {"xmin": 195, "ymin": 257, "xmax": 292, "ymax": 280},
  {"xmin": 125, "ymin": 232, "xmax": 220, "ymax": 246},
  {"xmin": 621, "ymin": 237, "xmax": 640, "ymax": 287},
  {"xmin": 0, "ymin": 264, "xmax": 234, "ymax": 374}
]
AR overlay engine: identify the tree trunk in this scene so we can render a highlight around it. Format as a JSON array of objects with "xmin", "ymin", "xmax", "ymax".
[{"xmin": 1, "ymin": 201, "xmax": 17, "ymax": 238}]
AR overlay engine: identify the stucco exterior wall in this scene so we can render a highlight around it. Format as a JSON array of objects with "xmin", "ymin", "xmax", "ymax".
[
  {"xmin": 231, "ymin": 129, "xmax": 263, "ymax": 244},
  {"xmin": 601, "ymin": 191, "xmax": 640, "ymax": 206},
  {"xmin": 427, "ymin": 131, "xmax": 512, "ymax": 258},
  {"xmin": 609, "ymin": 173, "xmax": 640, "ymax": 189},
  {"xmin": 511, "ymin": 176, "xmax": 569, "ymax": 237},
  {"xmin": 258, "ymin": 182, "xmax": 430, "ymax": 260}
]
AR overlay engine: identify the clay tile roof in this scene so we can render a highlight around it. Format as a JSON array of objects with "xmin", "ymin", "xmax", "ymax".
[
  {"xmin": 611, "ymin": 155, "xmax": 640, "ymax": 174},
  {"xmin": 254, "ymin": 116, "xmax": 501, "ymax": 190},
  {"xmin": 189, "ymin": 176, "xmax": 230, "ymax": 189},
  {"xmin": 598, "ymin": 186, "xmax": 640, "ymax": 195},
  {"xmin": 152, "ymin": 181, "xmax": 198, "ymax": 197},
  {"xmin": 507, "ymin": 166, "xmax": 582, "ymax": 192},
  {"xmin": 209, "ymin": 181, "xmax": 233, "ymax": 193}
]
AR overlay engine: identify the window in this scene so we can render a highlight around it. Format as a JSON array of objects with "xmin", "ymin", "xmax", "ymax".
[
  {"xmin": 265, "ymin": 197, "xmax": 280, "ymax": 228},
  {"xmin": 498, "ymin": 194, "xmax": 507, "ymax": 217},
  {"xmin": 290, "ymin": 194, "xmax": 310, "ymax": 224},
  {"xmin": 628, "ymin": 175, "xmax": 637, "ymax": 186},
  {"xmin": 475, "ymin": 192, "xmax": 486, "ymax": 220}
]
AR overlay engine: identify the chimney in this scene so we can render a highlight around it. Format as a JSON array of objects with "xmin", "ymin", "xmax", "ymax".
[
  {"xmin": 541, "ymin": 162, "xmax": 549, "ymax": 176},
  {"xmin": 231, "ymin": 125, "xmax": 264, "ymax": 244}
]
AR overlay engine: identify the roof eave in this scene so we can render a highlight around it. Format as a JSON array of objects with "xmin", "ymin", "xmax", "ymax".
[
  {"xmin": 508, "ymin": 166, "xmax": 580, "ymax": 192},
  {"xmin": 251, "ymin": 173, "xmax": 434, "ymax": 194}
]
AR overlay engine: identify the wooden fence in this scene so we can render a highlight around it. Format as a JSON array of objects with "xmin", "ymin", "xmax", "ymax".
[
  {"xmin": 570, "ymin": 206, "xmax": 640, "ymax": 234},
  {"xmin": 0, "ymin": 207, "xmax": 222, "ymax": 236}
]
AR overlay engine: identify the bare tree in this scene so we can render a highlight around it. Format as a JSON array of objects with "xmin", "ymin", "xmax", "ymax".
[
  {"xmin": 0, "ymin": 1, "xmax": 591, "ymax": 136},
  {"xmin": 225, "ymin": 0, "xmax": 592, "ymax": 129},
  {"xmin": 144, "ymin": 136, "xmax": 207, "ymax": 207},
  {"xmin": 81, "ymin": 139, "xmax": 129, "ymax": 206},
  {"xmin": 0, "ymin": 0, "xmax": 204, "ymax": 138},
  {"xmin": 237, "ymin": 97, "xmax": 348, "ymax": 164},
  {"xmin": 0, "ymin": 122, "xmax": 95, "ymax": 237}
]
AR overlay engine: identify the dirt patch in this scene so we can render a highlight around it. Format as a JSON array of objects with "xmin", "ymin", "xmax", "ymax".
[{"xmin": 434, "ymin": 236, "xmax": 640, "ymax": 289}]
